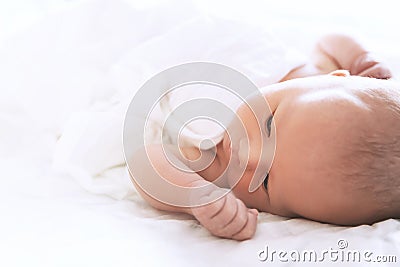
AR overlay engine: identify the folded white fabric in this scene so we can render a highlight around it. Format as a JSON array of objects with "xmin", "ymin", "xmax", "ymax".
[
  {"xmin": 51, "ymin": 4, "xmax": 306, "ymax": 198},
  {"xmin": 136, "ymin": 15, "xmax": 307, "ymax": 150},
  {"xmin": 0, "ymin": 0, "xmax": 198, "ymax": 134}
]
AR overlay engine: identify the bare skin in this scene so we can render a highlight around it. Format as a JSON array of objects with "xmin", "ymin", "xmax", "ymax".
[{"xmin": 130, "ymin": 34, "xmax": 394, "ymax": 240}]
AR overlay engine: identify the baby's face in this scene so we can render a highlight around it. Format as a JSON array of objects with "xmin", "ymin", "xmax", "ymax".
[{"xmin": 219, "ymin": 74, "xmax": 398, "ymax": 225}]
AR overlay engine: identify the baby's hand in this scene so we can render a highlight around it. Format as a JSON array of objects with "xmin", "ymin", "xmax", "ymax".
[
  {"xmin": 191, "ymin": 189, "xmax": 258, "ymax": 241},
  {"xmin": 350, "ymin": 52, "xmax": 392, "ymax": 79}
]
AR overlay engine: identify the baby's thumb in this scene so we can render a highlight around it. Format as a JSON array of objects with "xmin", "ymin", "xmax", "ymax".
[{"xmin": 249, "ymin": 208, "xmax": 259, "ymax": 216}]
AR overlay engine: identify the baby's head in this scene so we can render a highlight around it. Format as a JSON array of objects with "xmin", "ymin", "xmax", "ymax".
[{"xmin": 223, "ymin": 73, "xmax": 400, "ymax": 225}]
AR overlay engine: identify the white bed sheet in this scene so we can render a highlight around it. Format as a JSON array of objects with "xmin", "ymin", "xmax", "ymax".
[{"xmin": 1, "ymin": 0, "xmax": 400, "ymax": 266}]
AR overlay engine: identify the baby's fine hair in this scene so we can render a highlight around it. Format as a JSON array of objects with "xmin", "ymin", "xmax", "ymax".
[{"xmin": 342, "ymin": 78, "xmax": 400, "ymax": 219}]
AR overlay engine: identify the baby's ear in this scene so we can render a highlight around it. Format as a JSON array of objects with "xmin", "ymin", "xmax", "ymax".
[{"xmin": 329, "ymin": 70, "xmax": 350, "ymax": 77}]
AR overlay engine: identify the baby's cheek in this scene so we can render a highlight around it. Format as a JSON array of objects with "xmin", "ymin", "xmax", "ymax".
[
  {"xmin": 265, "ymin": 177, "xmax": 291, "ymax": 216},
  {"xmin": 238, "ymin": 138, "xmax": 250, "ymax": 169},
  {"xmin": 228, "ymin": 168, "xmax": 251, "ymax": 196}
]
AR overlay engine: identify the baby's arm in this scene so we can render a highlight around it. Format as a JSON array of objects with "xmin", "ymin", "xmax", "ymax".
[
  {"xmin": 282, "ymin": 33, "xmax": 392, "ymax": 81},
  {"xmin": 130, "ymin": 144, "xmax": 258, "ymax": 240},
  {"xmin": 314, "ymin": 33, "xmax": 392, "ymax": 79}
]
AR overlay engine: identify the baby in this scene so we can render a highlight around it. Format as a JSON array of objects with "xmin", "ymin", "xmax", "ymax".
[{"xmin": 129, "ymin": 33, "xmax": 400, "ymax": 240}]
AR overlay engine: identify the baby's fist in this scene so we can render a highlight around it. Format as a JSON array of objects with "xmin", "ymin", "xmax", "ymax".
[
  {"xmin": 191, "ymin": 190, "xmax": 258, "ymax": 241},
  {"xmin": 350, "ymin": 52, "xmax": 392, "ymax": 79}
]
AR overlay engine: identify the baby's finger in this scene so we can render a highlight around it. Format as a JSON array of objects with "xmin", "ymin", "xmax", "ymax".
[
  {"xmin": 191, "ymin": 189, "xmax": 228, "ymax": 220},
  {"xmin": 214, "ymin": 198, "xmax": 247, "ymax": 237},
  {"xmin": 359, "ymin": 63, "xmax": 392, "ymax": 79},
  {"xmin": 192, "ymin": 196, "xmax": 226, "ymax": 223},
  {"xmin": 207, "ymin": 193, "xmax": 238, "ymax": 233},
  {"xmin": 350, "ymin": 52, "xmax": 392, "ymax": 79},
  {"xmin": 231, "ymin": 209, "xmax": 258, "ymax": 241}
]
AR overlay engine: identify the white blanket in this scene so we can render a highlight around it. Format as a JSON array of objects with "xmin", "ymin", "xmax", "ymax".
[{"xmin": 1, "ymin": 0, "xmax": 399, "ymax": 266}]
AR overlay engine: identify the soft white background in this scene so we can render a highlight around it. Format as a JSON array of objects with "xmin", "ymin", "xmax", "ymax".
[{"xmin": 1, "ymin": 0, "xmax": 399, "ymax": 266}]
